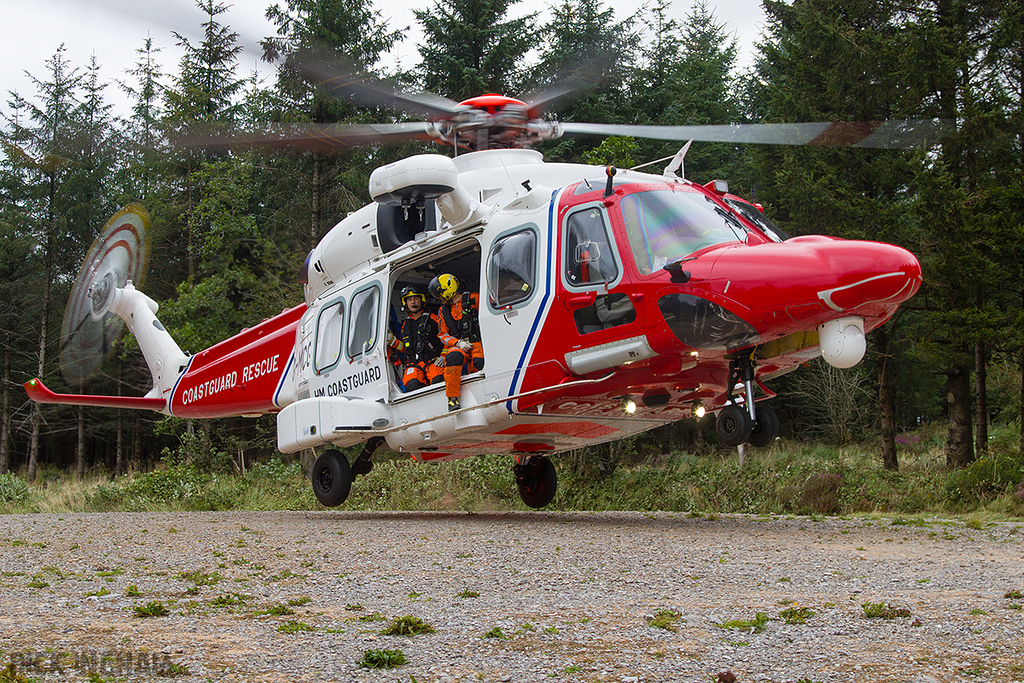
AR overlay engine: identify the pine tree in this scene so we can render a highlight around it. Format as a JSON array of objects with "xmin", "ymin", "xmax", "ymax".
[
  {"xmin": 528, "ymin": 0, "xmax": 640, "ymax": 163},
  {"xmin": 2, "ymin": 46, "xmax": 123, "ymax": 479},
  {"xmin": 753, "ymin": 0, "xmax": 933, "ymax": 468},
  {"xmin": 902, "ymin": 0, "xmax": 1007, "ymax": 468},
  {"xmin": 638, "ymin": 0, "xmax": 742, "ymax": 182},
  {"xmin": 118, "ymin": 37, "xmax": 165, "ymax": 202},
  {"xmin": 262, "ymin": 0, "xmax": 403, "ymax": 248},
  {"xmin": 414, "ymin": 0, "xmax": 538, "ymax": 101}
]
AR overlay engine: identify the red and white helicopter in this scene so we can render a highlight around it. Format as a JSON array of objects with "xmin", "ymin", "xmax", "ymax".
[{"xmin": 25, "ymin": 73, "xmax": 942, "ymax": 509}]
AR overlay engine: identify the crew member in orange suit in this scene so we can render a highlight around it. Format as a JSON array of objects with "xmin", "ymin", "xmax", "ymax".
[
  {"xmin": 429, "ymin": 274, "xmax": 484, "ymax": 412},
  {"xmin": 396, "ymin": 286, "xmax": 444, "ymax": 391}
]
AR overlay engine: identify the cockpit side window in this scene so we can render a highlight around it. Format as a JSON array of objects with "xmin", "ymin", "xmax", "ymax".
[
  {"xmin": 620, "ymin": 189, "xmax": 747, "ymax": 274},
  {"xmin": 564, "ymin": 207, "xmax": 618, "ymax": 287}
]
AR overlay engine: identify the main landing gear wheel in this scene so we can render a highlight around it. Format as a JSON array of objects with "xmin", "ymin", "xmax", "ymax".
[
  {"xmin": 514, "ymin": 457, "xmax": 558, "ymax": 509},
  {"xmin": 716, "ymin": 404, "xmax": 753, "ymax": 447},
  {"xmin": 747, "ymin": 405, "xmax": 780, "ymax": 448},
  {"xmin": 311, "ymin": 450, "xmax": 352, "ymax": 507}
]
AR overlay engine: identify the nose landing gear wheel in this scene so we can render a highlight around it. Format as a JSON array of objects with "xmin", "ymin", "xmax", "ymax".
[
  {"xmin": 311, "ymin": 450, "xmax": 352, "ymax": 507},
  {"xmin": 716, "ymin": 404, "xmax": 753, "ymax": 447},
  {"xmin": 514, "ymin": 457, "xmax": 558, "ymax": 509}
]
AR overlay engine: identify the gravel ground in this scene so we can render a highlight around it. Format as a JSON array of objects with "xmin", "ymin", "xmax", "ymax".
[{"xmin": 1, "ymin": 510, "xmax": 1022, "ymax": 683}]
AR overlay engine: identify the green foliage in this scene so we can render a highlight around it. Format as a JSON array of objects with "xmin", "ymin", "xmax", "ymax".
[
  {"xmin": 779, "ymin": 606, "xmax": 815, "ymax": 624},
  {"xmin": 945, "ymin": 451, "xmax": 1024, "ymax": 505},
  {"xmin": 84, "ymin": 458, "xmax": 315, "ymax": 513},
  {"xmin": 647, "ymin": 609, "xmax": 683, "ymax": 631},
  {"xmin": 0, "ymin": 473, "xmax": 30, "ymax": 503},
  {"xmin": 133, "ymin": 600, "xmax": 169, "ymax": 617},
  {"xmin": 581, "ymin": 136, "xmax": 640, "ymax": 168},
  {"xmin": 0, "ymin": 663, "xmax": 30, "ymax": 683},
  {"xmin": 358, "ymin": 649, "xmax": 406, "ymax": 669},
  {"xmin": 177, "ymin": 569, "xmax": 223, "ymax": 586},
  {"xmin": 415, "ymin": 0, "xmax": 538, "ymax": 100},
  {"xmin": 381, "ymin": 615, "xmax": 435, "ymax": 636},
  {"xmin": 862, "ymin": 602, "xmax": 911, "ymax": 619},
  {"xmin": 277, "ymin": 620, "xmax": 315, "ymax": 633},
  {"xmin": 482, "ymin": 626, "xmax": 506, "ymax": 639},
  {"xmin": 717, "ymin": 612, "xmax": 769, "ymax": 632},
  {"xmin": 259, "ymin": 604, "xmax": 294, "ymax": 616}
]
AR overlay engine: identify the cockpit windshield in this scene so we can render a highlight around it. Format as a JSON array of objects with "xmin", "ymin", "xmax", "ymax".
[{"xmin": 619, "ymin": 189, "xmax": 747, "ymax": 274}]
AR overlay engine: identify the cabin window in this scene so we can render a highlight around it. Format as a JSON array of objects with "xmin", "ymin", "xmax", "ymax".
[
  {"xmin": 348, "ymin": 285, "xmax": 380, "ymax": 359},
  {"xmin": 315, "ymin": 300, "xmax": 345, "ymax": 373},
  {"xmin": 564, "ymin": 207, "xmax": 618, "ymax": 288},
  {"xmin": 486, "ymin": 227, "xmax": 536, "ymax": 310},
  {"xmin": 620, "ymin": 189, "xmax": 747, "ymax": 274}
]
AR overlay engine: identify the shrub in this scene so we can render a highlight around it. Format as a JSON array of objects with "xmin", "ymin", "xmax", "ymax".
[
  {"xmin": 946, "ymin": 453, "xmax": 1024, "ymax": 504},
  {"xmin": 799, "ymin": 472, "xmax": 844, "ymax": 514},
  {"xmin": 0, "ymin": 473, "xmax": 31, "ymax": 504}
]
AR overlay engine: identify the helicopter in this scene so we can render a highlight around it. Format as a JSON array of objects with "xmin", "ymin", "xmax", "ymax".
[{"xmin": 25, "ymin": 70, "xmax": 940, "ymax": 509}]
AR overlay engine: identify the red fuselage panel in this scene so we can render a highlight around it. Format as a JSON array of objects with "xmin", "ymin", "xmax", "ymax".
[{"xmin": 169, "ymin": 305, "xmax": 304, "ymax": 418}]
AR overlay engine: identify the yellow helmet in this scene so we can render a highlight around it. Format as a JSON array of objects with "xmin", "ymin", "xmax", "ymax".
[
  {"xmin": 429, "ymin": 274, "xmax": 459, "ymax": 302},
  {"xmin": 399, "ymin": 285, "xmax": 425, "ymax": 307}
]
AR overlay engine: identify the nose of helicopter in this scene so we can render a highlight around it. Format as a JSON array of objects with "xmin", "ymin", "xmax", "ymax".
[
  {"xmin": 800, "ymin": 237, "xmax": 922, "ymax": 312},
  {"xmin": 707, "ymin": 235, "xmax": 922, "ymax": 317}
]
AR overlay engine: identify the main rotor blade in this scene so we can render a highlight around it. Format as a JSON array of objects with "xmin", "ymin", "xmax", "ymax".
[
  {"xmin": 176, "ymin": 122, "xmax": 439, "ymax": 152},
  {"xmin": 559, "ymin": 119, "xmax": 954, "ymax": 149},
  {"xmin": 297, "ymin": 61, "xmax": 462, "ymax": 120},
  {"xmin": 521, "ymin": 83, "xmax": 587, "ymax": 119}
]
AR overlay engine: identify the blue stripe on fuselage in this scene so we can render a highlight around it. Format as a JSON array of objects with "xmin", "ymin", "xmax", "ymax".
[{"xmin": 506, "ymin": 189, "xmax": 560, "ymax": 413}]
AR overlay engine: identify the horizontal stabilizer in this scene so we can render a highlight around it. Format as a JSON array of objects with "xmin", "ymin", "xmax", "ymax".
[{"xmin": 24, "ymin": 378, "xmax": 166, "ymax": 411}]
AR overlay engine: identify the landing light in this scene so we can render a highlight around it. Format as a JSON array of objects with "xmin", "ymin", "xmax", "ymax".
[
  {"xmin": 692, "ymin": 400, "xmax": 705, "ymax": 419},
  {"xmin": 622, "ymin": 397, "xmax": 637, "ymax": 415}
]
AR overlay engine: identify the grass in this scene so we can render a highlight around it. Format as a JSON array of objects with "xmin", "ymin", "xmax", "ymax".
[
  {"xmin": 0, "ymin": 663, "xmax": 30, "ymax": 683},
  {"xmin": 647, "ymin": 609, "xmax": 683, "ymax": 631},
  {"xmin": 133, "ymin": 600, "xmax": 169, "ymax": 617},
  {"xmin": 177, "ymin": 569, "xmax": 223, "ymax": 586},
  {"xmin": 277, "ymin": 620, "xmax": 315, "ymax": 634},
  {"xmin": 1, "ymin": 425, "xmax": 1021, "ymax": 518},
  {"xmin": 862, "ymin": 602, "xmax": 912, "ymax": 619},
  {"xmin": 717, "ymin": 612, "xmax": 770, "ymax": 632},
  {"xmin": 381, "ymin": 615, "xmax": 435, "ymax": 636},
  {"xmin": 779, "ymin": 606, "xmax": 815, "ymax": 624},
  {"xmin": 258, "ymin": 603, "xmax": 294, "ymax": 616},
  {"xmin": 358, "ymin": 649, "xmax": 406, "ymax": 669}
]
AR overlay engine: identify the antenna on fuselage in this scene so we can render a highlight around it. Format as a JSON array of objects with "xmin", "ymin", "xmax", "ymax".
[{"xmin": 662, "ymin": 140, "xmax": 693, "ymax": 179}]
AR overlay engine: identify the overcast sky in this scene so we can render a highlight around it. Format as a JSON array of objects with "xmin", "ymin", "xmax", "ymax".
[{"xmin": 1, "ymin": 0, "xmax": 767, "ymax": 119}]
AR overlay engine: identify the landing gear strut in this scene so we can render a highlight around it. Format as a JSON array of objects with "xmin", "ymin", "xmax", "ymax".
[
  {"xmin": 513, "ymin": 456, "xmax": 558, "ymax": 509},
  {"xmin": 352, "ymin": 436, "xmax": 384, "ymax": 478},
  {"xmin": 716, "ymin": 353, "xmax": 779, "ymax": 447}
]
